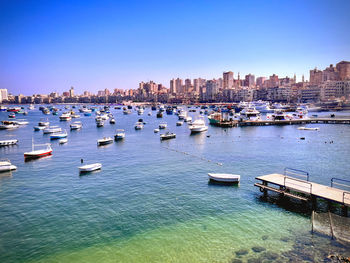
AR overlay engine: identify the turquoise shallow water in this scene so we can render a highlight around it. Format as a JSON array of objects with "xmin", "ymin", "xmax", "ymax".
[{"xmin": 0, "ymin": 107, "xmax": 350, "ymax": 262}]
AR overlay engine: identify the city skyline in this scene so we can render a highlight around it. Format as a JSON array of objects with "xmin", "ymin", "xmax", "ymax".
[{"xmin": 1, "ymin": 0, "xmax": 350, "ymax": 95}]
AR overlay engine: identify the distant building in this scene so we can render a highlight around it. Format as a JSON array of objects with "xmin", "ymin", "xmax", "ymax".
[
  {"xmin": 170, "ymin": 79, "xmax": 176, "ymax": 94},
  {"xmin": 244, "ymin": 74, "xmax": 255, "ymax": 87},
  {"xmin": 184, "ymin": 79, "xmax": 192, "ymax": 93},
  {"xmin": 175, "ymin": 78, "xmax": 183, "ymax": 94},
  {"xmin": 69, "ymin": 87, "xmax": 74, "ymax": 97},
  {"xmin": 256, "ymin": 77, "xmax": 266, "ymax": 87},
  {"xmin": 336, "ymin": 61, "xmax": 350, "ymax": 80},
  {"xmin": 223, "ymin": 71, "xmax": 234, "ymax": 89},
  {"xmin": 0, "ymin": 89, "xmax": 8, "ymax": 103}
]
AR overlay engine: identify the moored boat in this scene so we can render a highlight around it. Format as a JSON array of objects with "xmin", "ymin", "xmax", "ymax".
[
  {"xmin": 24, "ymin": 142, "xmax": 52, "ymax": 159},
  {"xmin": 59, "ymin": 138, "xmax": 68, "ymax": 144},
  {"xmin": 297, "ymin": 127, "xmax": 319, "ymax": 131},
  {"xmin": 0, "ymin": 139, "xmax": 18, "ymax": 146},
  {"xmin": 97, "ymin": 137, "xmax": 113, "ymax": 146},
  {"xmin": 50, "ymin": 130, "xmax": 68, "ymax": 140},
  {"xmin": 0, "ymin": 159, "xmax": 17, "ymax": 172},
  {"xmin": 0, "ymin": 121, "xmax": 19, "ymax": 130},
  {"xmin": 160, "ymin": 132, "xmax": 176, "ymax": 140},
  {"xmin": 114, "ymin": 129, "xmax": 125, "ymax": 140},
  {"xmin": 70, "ymin": 121, "xmax": 82, "ymax": 130},
  {"xmin": 79, "ymin": 163, "xmax": 102, "ymax": 173},
  {"xmin": 134, "ymin": 122, "xmax": 144, "ymax": 130},
  {"xmin": 43, "ymin": 126, "xmax": 62, "ymax": 134},
  {"xmin": 59, "ymin": 112, "xmax": 72, "ymax": 121},
  {"xmin": 189, "ymin": 116, "xmax": 208, "ymax": 133},
  {"xmin": 159, "ymin": 122, "xmax": 167, "ymax": 129},
  {"xmin": 208, "ymin": 173, "xmax": 240, "ymax": 183}
]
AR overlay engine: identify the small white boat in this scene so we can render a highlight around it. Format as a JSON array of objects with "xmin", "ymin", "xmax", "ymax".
[
  {"xmin": 160, "ymin": 132, "xmax": 176, "ymax": 140},
  {"xmin": 0, "ymin": 159, "xmax": 17, "ymax": 172},
  {"xmin": 0, "ymin": 121, "xmax": 19, "ymax": 130},
  {"xmin": 97, "ymin": 137, "xmax": 113, "ymax": 146},
  {"xmin": 135, "ymin": 122, "xmax": 144, "ymax": 130},
  {"xmin": 208, "ymin": 173, "xmax": 240, "ymax": 183},
  {"xmin": 148, "ymin": 112, "xmax": 152, "ymax": 116},
  {"xmin": 24, "ymin": 142, "xmax": 52, "ymax": 159},
  {"xmin": 137, "ymin": 108, "xmax": 144, "ymax": 115},
  {"xmin": 70, "ymin": 121, "xmax": 82, "ymax": 130},
  {"xmin": 159, "ymin": 122, "xmax": 167, "ymax": 129},
  {"xmin": 297, "ymin": 127, "xmax": 319, "ymax": 131},
  {"xmin": 59, "ymin": 138, "xmax": 68, "ymax": 144},
  {"xmin": 79, "ymin": 163, "xmax": 102, "ymax": 173},
  {"xmin": 114, "ymin": 129, "xmax": 125, "ymax": 140},
  {"xmin": 110, "ymin": 118, "xmax": 116, "ymax": 124},
  {"xmin": 59, "ymin": 112, "xmax": 72, "ymax": 121},
  {"xmin": 0, "ymin": 139, "xmax": 18, "ymax": 146},
  {"xmin": 43, "ymin": 126, "xmax": 62, "ymax": 134},
  {"xmin": 154, "ymin": 128, "xmax": 160, "ymax": 133},
  {"xmin": 50, "ymin": 130, "xmax": 68, "ymax": 140},
  {"xmin": 176, "ymin": 121, "xmax": 183, "ymax": 126}
]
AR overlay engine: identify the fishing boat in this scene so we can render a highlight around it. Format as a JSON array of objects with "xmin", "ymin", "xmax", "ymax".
[
  {"xmin": 0, "ymin": 121, "xmax": 19, "ymax": 130},
  {"xmin": 154, "ymin": 128, "xmax": 160, "ymax": 133},
  {"xmin": 8, "ymin": 113, "xmax": 16, "ymax": 118},
  {"xmin": 160, "ymin": 132, "xmax": 176, "ymax": 140},
  {"xmin": 50, "ymin": 130, "xmax": 68, "ymax": 140},
  {"xmin": 208, "ymin": 112, "xmax": 222, "ymax": 125},
  {"xmin": 33, "ymin": 126, "xmax": 45, "ymax": 131},
  {"xmin": 79, "ymin": 163, "xmax": 102, "ymax": 173},
  {"xmin": 109, "ymin": 118, "xmax": 116, "ymax": 124},
  {"xmin": 59, "ymin": 138, "xmax": 68, "ymax": 144},
  {"xmin": 297, "ymin": 127, "xmax": 319, "ymax": 131},
  {"xmin": 70, "ymin": 121, "xmax": 82, "ymax": 130},
  {"xmin": 123, "ymin": 109, "xmax": 132, "ymax": 115},
  {"xmin": 159, "ymin": 122, "xmax": 167, "ymax": 129},
  {"xmin": 0, "ymin": 159, "xmax": 17, "ymax": 172},
  {"xmin": 0, "ymin": 139, "xmax": 18, "ymax": 146},
  {"xmin": 43, "ymin": 126, "xmax": 62, "ymax": 134},
  {"xmin": 239, "ymin": 107, "xmax": 261, "ymax": 121},
  {"xmin": 97, "ymin": 137, "xmax": 113, "ymax": 146},
  {"xmin": 59, "ymin": 112, "xmax": 72, "ymax": 121},
  {"xmin": 38, "ymin": 118, "xmax": 49, "ymax": 126},
  {"xmin": 184, "ymin": 116, "xmax": 192, "ymax": 123},
  {"xmin": 96, "ymin": 119, "xmax": 104, "ymax": 127},
  {"xmin": 134, "ymin": 122, "xmax": 144, "ymax": 130},
  {"xmin": 24, "ymin": 142, "xmax": 52, "ymax": 159},
  {"xmin": 137, "ymin": 108, "xmax": 144, "ymax": 115},
  {"xmin": 156, "ymin": 111, "xmax": 163, "ymax": 118},
  {"xmin": 189, "ymin": 117, "xmax": 208, "ymax": 133},
  {"xmin": 114, "ymin": 129, "xmax": 125, "ymax": 140},
  {"xmin": 208, "ymin": 173, "xmax": 240, "ymax": 183},
  {"xmin": 176, "ymin": 121, "xmax": 183, "ymax": 126}
]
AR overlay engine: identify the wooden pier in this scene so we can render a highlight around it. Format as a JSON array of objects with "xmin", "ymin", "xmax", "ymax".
[
  {"xmin": 212, "ymin": 118, "xmax": 350, "ymax": 127},
  {"xmin": 254, "ymin": 168, "xmax": 350, "ymax": 215}
]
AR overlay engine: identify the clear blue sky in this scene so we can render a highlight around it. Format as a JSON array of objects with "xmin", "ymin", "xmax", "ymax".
[{"xmin": 1, "ymin": 0, "xmax": 349, "ymax": 95}]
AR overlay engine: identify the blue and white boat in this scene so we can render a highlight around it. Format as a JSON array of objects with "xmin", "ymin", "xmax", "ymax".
[{"xmin": 50, "ymin": 130, "xmax": 67, "ymax": 140}]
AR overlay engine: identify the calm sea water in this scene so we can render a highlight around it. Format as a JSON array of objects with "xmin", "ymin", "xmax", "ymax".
[{"xmin": 0, "ymin": 106, "xmax": 350, "ymax": 263}]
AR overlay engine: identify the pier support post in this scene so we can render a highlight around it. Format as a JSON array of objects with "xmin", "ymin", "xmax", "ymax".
[
  {"xmin": 311, "ymin": 196, "xmax": 317, "ymax": 211},
  {"xmin": 341, "ymin": 205, "xmax": 348, "ymax": 217},
  {"xmin": 327, "ymin": 201, "xmax": 333, "ymax": 212},
  {"xmin": 263, "ymin": 181, "xmax": 268, "ymax": 198}
]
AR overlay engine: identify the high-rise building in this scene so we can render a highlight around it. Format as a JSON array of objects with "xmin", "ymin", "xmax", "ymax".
[
  {"xmin": 309, "ymin": 68, "xmax": 323, "ymax": 85},
  {"xmin": 69, "ymin": 87, "xmax": 74, "ymax": 97},
  {"xmin": 223, "ymin": 71, "xmax": 234, "ymax": 89},
  {"xmin": 245, "ymin": 74, "xmax": 255, "ymax": 87},
  {"xmin": 256, "ymin": 77, "xmax": 266, "ymax": 87},
  {"xmin": 175, "ymin": 78, "xmax": 183, "ymax": 94},
  {"xmin": 170, "ymin": 79, "xmax": 176, "ymax": 94},
  {"xmin": 205, "ymin": 80, "xmax": 219, "ymax": 101},
  {"xmin": 336, "ymin": 61, "xmax": 350, "ymax": 80},
  {"xmin": 0, "ymin": 89, "xmax": 8, "ymax": 103},
  {"xmin": 185, "ymin": 79, "xmax": 192, "ymax": 93},
  {"xmin": 193, "ymin": 79, "xmax": 200, "ymax": 93}
]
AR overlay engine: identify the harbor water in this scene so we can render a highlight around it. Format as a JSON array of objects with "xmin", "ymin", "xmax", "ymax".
[{"xmin": 1, "ymin": 107, "xmax": 350, "ymax": 262}]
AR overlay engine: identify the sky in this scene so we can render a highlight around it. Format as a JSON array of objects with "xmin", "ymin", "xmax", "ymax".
[{"xmin": 0, "ymin": 0, "xmax": 349, "ymax": 95}]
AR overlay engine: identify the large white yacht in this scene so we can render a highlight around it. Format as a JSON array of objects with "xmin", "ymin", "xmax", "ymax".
[
  {"xmin": 239, "ymin": 107, "xmax": 261, "ymax": 121},
  {"xmin": 189, "ymin": 116, "xmax": 208, "ymax": 133}
]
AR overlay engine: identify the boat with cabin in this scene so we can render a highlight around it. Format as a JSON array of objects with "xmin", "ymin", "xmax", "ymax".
[
  {"xmin": 24, "ymin": 142, "xmax": 52, "ymax": 159},
  {"xmin": 0, "ymin": 139, "xmax": 18, "ymax": 146},
  {"xmin": 97, "ymin": 137, "xmax": 113, "ymax": 146},
  {"xmin": 159, "ymin": 122, "xmax": 167, "ymax": 129},
  {"xmin": 59, "ymin": 112, "xmax": 72, "ymax": 121},
  {"xmin": 189, "ymin": 116, "xmax": 208, "ymax": 133},
  {"xmin": 0, "ymin": 159, "xmax": 17, "ymax": 172},
  {"xmin": 160, "ymin": 132, "xmax": 176, "ymax": 140},
  {"xmin": 70, "ymin": 121, "xmax": 82, "ymax": 130},
  {"xmin": 0, "ymin": 121, "xmax": 19, "ymax": 130},
  {"xmin": 43, "ymin": 126, "xmax": 62, "ymax": 134},
  {"xmin": 114, "ymin": 129, "xmax": 125, "ymax": 140}
]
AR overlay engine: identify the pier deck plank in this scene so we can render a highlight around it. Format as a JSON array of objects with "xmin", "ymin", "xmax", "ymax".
[{"xmin": 256, "ymin": 173, "xmax": 350, "ymax": 206}]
